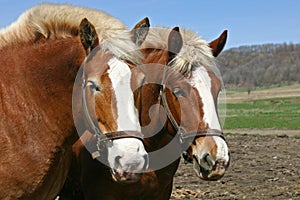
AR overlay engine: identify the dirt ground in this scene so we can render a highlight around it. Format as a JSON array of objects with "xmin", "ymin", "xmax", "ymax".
[{"xmin": 171, "ymin": 134, "xmax": 300, "ymax": 200}]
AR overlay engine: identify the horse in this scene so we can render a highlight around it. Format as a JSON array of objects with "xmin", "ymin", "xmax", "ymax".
[
  {"xmin": 0, "ymin": 4, "xmax": 150, "ymax": 199},
  {"xmin": 133, "ymin": 27, "xmax": 230, "ymax": 198},
  {"xmin": 141, "ymin": 26, "xmax": 230, "ymax": 182},
  {"xmin": 60, "ymin": 20, "xmax": 230, "ymax": 199}
]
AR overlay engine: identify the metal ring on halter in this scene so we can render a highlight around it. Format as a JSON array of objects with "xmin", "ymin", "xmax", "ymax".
[{"xmin": 177, "ymin": 127, "xmax": 186, "ymax": 144}]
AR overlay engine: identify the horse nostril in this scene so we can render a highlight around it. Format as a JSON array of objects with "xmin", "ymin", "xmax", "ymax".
[
  {"xmin": 114, "ymin": 155, "xmax": 122, "ymax": 169},
  {"xmin": 143, "ymin": 154, "xmax": 149, "ymax": 171},
  {"xmin": 193, "ymin": 154, "xmax": 199, "ymax": 163},
  {"xmin": 227, "ymin": 151, "xmax": 231, "ymax": 168},
  {"xmin": 200, "ymin": 153, "xmax": 215, "ymax": 171},
  {"xmin": 202, "ymin": 153, "xmax": 209, "ymax": 162},
  {"xmin": 115, "ymin": 155, "xmax": 121, "ymax": 162}
]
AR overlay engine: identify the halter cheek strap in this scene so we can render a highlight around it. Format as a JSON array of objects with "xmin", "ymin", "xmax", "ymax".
[
  {"xmin": 82, "ymin": 80, "xmax": 102, "ymax": 137},
  {"xmin": 158, "ymin": 66, "xmax": 182, "ymax": 133}
]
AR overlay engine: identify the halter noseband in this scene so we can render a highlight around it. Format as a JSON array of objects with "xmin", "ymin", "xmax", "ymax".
[
  {"xmin": 158, "ymin": 66, "xmax": 225, "ymax": 163},
  {"xmin": 81, "ymin": 75, "xmax": 143, "ymax": 159}
]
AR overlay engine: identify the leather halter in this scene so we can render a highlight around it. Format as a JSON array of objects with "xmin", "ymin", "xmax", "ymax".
[
  {"xmin": 158, "ymin": 66, "xmax": 225, "ymax": 162},
  {"xmin": 81, "ymin": 66, "xmax": 143, "ymax": 159}
]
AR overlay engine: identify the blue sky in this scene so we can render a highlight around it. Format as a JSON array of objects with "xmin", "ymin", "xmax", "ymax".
[{"xmin": 1, "ymin": 0, "xmax": 299, "ymax": 49}]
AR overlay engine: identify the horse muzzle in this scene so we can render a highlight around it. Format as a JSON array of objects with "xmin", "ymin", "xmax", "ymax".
[
  {"xmin": 111, "ymin": 167, "xmax": 146, "ymax": 183},
  {"xmin": 110, "ymin": 154, "xmax": 149, "ymax": 183},
  {"xmin": 107, "ymin": 136, "xmax": 149, "ymax": 183},
  {"xmin": 193, "ymin": 153, "xmax": 229, "ymax": 181}
]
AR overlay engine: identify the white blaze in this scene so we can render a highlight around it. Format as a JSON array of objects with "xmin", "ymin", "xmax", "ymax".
[
  {"xmin": 190, "ymin": 67, "xmax": 229, "ymax": 161},
  {"xmin": 106, "ymin": 57, "xmax": 147, "ymax": 173},
  {"xmin": 107, "ymin": 57, "xmax": 141, "ymax": 132},
  {"xmin": 190, "ymin": 66, "xmax": 221, "ymax": 130}
]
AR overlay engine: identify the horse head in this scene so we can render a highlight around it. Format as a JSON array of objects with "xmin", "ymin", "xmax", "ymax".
[
  {"xmin": 140, "ymin": 27, "xmax": 230, "ymax": 180},
  {"xmin": 73, "ymin": 18, "xmax": 150, "ymax": 183},
  {"xmin": 176, "ymin": 29, "xmax": 230, "ymax": 180}
]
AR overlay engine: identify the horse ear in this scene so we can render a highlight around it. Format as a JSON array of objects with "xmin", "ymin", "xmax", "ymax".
[
  {"xmin": 130, "ymin": 17, "xmax": 150, "ymax": 46},
  {"xmin": 79, "ymin": 18, "xmax": 99, "ymax": 55},
  {"xmin": 209, "ymin": 30, "xmax": 227, "ymax": 57},
  {"xmin": 168, "ymin": 27, "xmax": 183, "ymax": 62}
]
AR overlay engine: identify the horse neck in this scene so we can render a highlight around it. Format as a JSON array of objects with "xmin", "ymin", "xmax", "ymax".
[{"xmin": 0, "ymin": 36, "xmax": 85, "ymax": 144}]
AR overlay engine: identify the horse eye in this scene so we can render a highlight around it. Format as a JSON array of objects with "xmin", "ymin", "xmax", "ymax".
[
  {"xmin": 87, "ymin": 80, "xmax": 100, "ymax": 92},
  {"xmin": 173, "ymin": 87, "xmax": 185, "ymax": 97}
]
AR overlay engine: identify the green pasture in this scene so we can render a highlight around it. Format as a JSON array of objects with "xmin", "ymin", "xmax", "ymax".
[{"xmin": 224, "ymin": 96, "xmax": 300, "ymax": 130}]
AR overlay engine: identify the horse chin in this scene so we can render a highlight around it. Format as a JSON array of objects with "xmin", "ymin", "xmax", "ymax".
[
  {"xmin": 192, "ymin": 157, "xmax": 225, "ymax": 181},
  {"xmin": 111, "ymin": 169, "xmax": 142, "ymax": 184}
]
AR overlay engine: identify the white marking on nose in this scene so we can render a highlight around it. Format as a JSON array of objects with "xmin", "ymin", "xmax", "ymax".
[
  {"xmin": 107, "ymin": 57, "xmax": 141, "ymax": 132},
  {"xmin": 213, "ymin": 136, "xmax": 229, "ymax": 161},
  {"xmin": 107, "ymin": 138, "xmax": 148, "ymax": 172}
]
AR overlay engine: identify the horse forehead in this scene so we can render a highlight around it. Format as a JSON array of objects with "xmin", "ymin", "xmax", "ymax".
[
  {"xmin": 189, "ymin": 66, "xmax": 223, "ymax": 101},
  {"xmin": 84, "ymin": 49, "xmax": 113, "ymax": 75},
  {"xmin": 142, "ymin": 48, "xmax": 168, "ymax": 65},
  {"xmin": 107, "ymin": 58, "xmax": 142, "ymax": 132},
  {"xmin": 188, "ymin": 67, "xmax": 213, "ymax": 105},
  {"xmin": 85, "ymin": 55, "xmax": 136, "ymax": 87},
  {"xmin": 207, "ymin": 70, "xmax": 221, "ymax": 95},
  {"xmin": 190, "ymin": 67, "xmax": 212, "ymax": 88},
  {"xmin": 106, "ymin": 57, "xmax": 134, "ymax": 84},
  {"xmin": 189, "ymin": 66, "xmax": 222, "ymax": 129}
]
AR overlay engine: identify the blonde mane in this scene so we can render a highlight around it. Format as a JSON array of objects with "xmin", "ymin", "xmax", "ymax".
[
  {"xmin": 0, "ymin": 3, "xmax": 142, "ymax": 65},
  {"xmin": 142, "ymin": 27, "xmax": 219, "ymax": 77}
]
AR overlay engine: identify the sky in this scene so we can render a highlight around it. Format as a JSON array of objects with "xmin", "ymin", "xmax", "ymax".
[{"xmin": 1, "ymin": 0, "xmax": 299, "ymax": 49}]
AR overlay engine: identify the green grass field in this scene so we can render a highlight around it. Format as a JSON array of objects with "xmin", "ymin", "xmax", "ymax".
[{"xmin": 223, "ymin": 96, "xmax": 300, "ymax": 130}]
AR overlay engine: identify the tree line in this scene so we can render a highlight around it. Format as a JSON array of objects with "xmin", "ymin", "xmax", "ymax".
[{"xmin": 217, "ymin": 43, "xmax": 300, "ymax": 88}]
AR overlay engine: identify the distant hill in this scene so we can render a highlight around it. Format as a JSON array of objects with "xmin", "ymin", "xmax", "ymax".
[{"xmin": 217, "ymin": 43, "xmax": 300, "ymax": 88}]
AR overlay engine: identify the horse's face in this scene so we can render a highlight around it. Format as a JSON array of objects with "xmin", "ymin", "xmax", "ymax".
[
  {"xmin": 186, "ymin": 67, "xmax": 230, "ymax": 180},
  {"xmin": 162, "ymin": 60, "xmax": 229, "ymax": 180},
  {"xmin": 184, "ymin": 31, "xmax": 230, "ymax": 180},
  {"xmin": 161, "ymin": 62, "xmax": 230, "ymax": 181},
  {"xmin": 78, "ymin": 18, "xmax": 150, "ymax": 183},
  {"xmin": 83, "ymin": 48, "xmax": 148, "ymax": 182},
  {"xmin": 142, "ymin": 28, "xmax": 230, "ymax": 179}
]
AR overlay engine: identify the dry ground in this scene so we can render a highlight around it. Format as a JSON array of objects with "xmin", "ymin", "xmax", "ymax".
[
  {"xmin": 171, "ymin": 85, "xmax": 300, "ymax": 199},
  {"xmin": 171, "ymin": 134, "xmax": 300, "ymax": 200}
]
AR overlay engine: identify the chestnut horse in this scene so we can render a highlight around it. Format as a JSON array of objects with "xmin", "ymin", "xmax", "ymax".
[
  {"xmin": 59, "ymin": 21, "xmax": 230, "ymax": 200},
  {"xmin": 140, "ymin": 27, "xmax": 230, "ymax": 188},
  {"xmin": 0, "ymin": 4, "xmax": 149, "ymax": 199}
]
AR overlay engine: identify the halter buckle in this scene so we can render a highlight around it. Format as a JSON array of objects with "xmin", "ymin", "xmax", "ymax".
[{"xmin": 91, "ymin": 151, "xmax": 101, "ymax": 159}]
